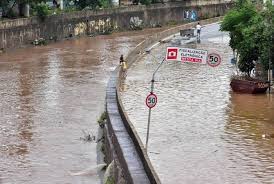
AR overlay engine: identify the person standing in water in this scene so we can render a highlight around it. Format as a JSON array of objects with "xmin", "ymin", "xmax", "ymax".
[
  {"xmin": 196, "ymin": 22, "xmax": 202, "ymax": 40},
  {"xmin": 120, "ymin": 54, "xmax": 124, "ymax": 65},
  {"xmin": 120, "ymin": 55, "xmax": 127, "ymax": 72}
]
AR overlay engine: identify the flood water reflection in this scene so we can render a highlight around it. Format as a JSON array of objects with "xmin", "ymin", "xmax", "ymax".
[
  {"xmin": 0, "ymin": 29, "xmax": 164, "ymax": 184},
  {"xmin": 121, "ymin": 24, "xmax": 274, "ymax": 183}
]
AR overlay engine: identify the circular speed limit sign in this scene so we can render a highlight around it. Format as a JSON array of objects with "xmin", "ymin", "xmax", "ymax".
[
  {"xmin": 207, "ymin": 53, "xmax": 221, "ymax": 67},
  {"xmin": 146, "ymin": 93, "xmax": 157, "ymax": 109}
]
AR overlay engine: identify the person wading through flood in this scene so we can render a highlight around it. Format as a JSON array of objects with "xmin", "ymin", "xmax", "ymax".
[
  {"xmin": 120, "ymin": 54, "xmax": 127, "ymax": 71},
  {"xmin": 196, "ymin": 22, "xmax": 202, "ymax": 41}
]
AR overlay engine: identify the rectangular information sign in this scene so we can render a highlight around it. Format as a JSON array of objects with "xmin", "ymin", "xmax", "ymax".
[{"xmin": 166, "ymin": 47, "xmax": 208, "ymax": 64}]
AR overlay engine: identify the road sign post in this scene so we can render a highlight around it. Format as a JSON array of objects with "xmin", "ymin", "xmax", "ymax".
[
  {"xmin": 145, "ymin": 58, "xmax": 165, "ymax": 152},
  {"xmin": 146, "ymin": 93, "xmax": 157, "ymax": 109},
  {"xmin": 145, "ymin": 48, "xmax": 221, "ymax": 152}
]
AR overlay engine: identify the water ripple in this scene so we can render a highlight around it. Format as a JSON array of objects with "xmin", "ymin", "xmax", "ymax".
[{"xmin": 121, "ymin": 24, "xmax": 274, "ymax": 183}]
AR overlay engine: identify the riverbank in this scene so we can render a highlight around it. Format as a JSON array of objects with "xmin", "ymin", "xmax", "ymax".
[{"xmin": 0, "ymin": 1, "xmax": 232, "ymax": 50}]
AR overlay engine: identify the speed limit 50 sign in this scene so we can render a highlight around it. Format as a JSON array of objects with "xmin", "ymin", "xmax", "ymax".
[
  {"xmin": 207, "ymin": 53, "xmax": 221, "ymax": 67},
  {"xmin": 146, "ymin": 93, "xmax": 157, "ymax": 109}
]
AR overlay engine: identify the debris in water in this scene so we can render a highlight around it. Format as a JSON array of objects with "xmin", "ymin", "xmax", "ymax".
[
  {"xmin": 80, "ymin": 130, "xmax": 96, "ymax": 142},
  {"xmin": 69, "ymin": 163, "xmax": 107, "ymax": 176},
  {"xmin": 262, "ymin": 134, "xmax": 274, "ymax": 139},
  {"xmin": 149, "ymin": 151, "xmax": 160, "ymax": 155}
]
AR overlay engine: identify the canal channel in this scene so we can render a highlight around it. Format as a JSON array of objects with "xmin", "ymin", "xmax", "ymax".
[{"xmin": 0, "ymin": 28, "xmax": 164, "ymax": 184}]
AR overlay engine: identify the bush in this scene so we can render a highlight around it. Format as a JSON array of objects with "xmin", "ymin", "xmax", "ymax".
[
  {"xmin": 35, "ymin": 3, "xmax": 50, "ymax": 21},
  {"xmin": 97, "ymin": 111, "xmax": 107, "ymax": 128},
  {"xmin": 140, "ymin": 0, "xmax": 151, "ymax": 5},
  {"xmin": 64, "ymin": 6, "xmax": 77, "ymax": 13},
  {"xmin": 100, "ymin": 0, "xmax": 111, "ymax": 9},
  {"xmin": 75, "ymin": 0, "xmax": 101, "ymax": 10}
]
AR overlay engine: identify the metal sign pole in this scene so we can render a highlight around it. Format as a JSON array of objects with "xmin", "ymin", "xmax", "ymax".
[
  {"xmin": 145, "ymin": 58, "xmax": 165, "ymax": 151},
  {"xmin": 146, "ymin": 107, "xmax": 152, "ymax": 149}
]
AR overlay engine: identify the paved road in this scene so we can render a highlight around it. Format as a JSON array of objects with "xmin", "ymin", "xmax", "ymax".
[{"xmin": 121, "ymin": 23, "xmax": 274, "ymax": 184}]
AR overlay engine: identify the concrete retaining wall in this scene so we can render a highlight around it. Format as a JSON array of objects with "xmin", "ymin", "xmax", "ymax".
[
  {"xmin": 0, "ymin": 1, "xmax": 231, "ymax": 50},
  {"xmin": 105, "ymin": 16, "xmax": 225, "ymax": 184}
]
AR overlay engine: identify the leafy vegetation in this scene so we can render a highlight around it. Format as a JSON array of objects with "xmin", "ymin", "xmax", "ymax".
[
  {"xmin": 220, "ymin": 0, "xmax": 273, "ymax": 76},
  {"xmin": 98, "ymin": 111, "xmax": 107, "ymax": 128},
  {"xmin": 0, "ymin": 0, "xmax": 166, "ymax": 19},
  {"xmin": 0, "ymin": 0, "xmax": 113, "ymax": 19},
  {"xmin": 100, "ymin": 0, "xmax": 111, "ymax": 9},
  {"xmin": 105, "ymin": 176, "xmax": 115, "ymax": 184},
  {"xmin": 35, "ymin": 2, "xmax": 50, "ymax": 21},
  {"xmin": 1, "ymin": 0, "xmax": 44, "ymax": 18},
  {"xmin": 74, "ymin": 0, "xmax": 102, "ymax": 10},
  {"xmin": 140, "ymin": 0, "xmax": 151, "ymax": 5}
]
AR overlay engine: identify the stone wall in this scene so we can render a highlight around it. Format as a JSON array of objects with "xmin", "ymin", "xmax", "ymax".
[
  {"xmin": 0, "ymin": 0, "xmax": 232, "ymax": 50},
  {"xmin": 105, "ymin": 16, "xmax": 225, "ymax": 184}
]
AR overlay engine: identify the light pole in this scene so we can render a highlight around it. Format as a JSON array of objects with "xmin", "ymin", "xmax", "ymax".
[{"xmin": 145, "ymin": 51, "xmax": 165, "ymax": 151}]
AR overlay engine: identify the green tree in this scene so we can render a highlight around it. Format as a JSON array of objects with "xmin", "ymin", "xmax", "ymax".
[
  {"xmin": 74, "ymin": 0, "xmax": 102, "ymax": 10},
  {"xmin": 220, "ymin": 0, "xmax": 273, "ymax": 76},
  {"xmin": 1, "ymin": 0, "xmax": 17, "ymax": 17},
  {"xmin": 35, "ymin": 2, "xmax": 50, "ymax": 21},
  {"xmin": 1, "ymin": 0, "xmax": 44, "ymax": 17},
  {"xmin": 259, "ymin": 2, "xmax": 274, "ymax": 71}
]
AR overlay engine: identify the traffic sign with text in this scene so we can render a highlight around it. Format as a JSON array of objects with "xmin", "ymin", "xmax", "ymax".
[{"xmin": 166, "ymin": 47, "xmax": 208, "ymax": 64}]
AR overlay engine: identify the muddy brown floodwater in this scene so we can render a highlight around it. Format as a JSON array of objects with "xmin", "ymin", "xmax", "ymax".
[
  {"xmin": 0, "ymin": 28, "xmax": 164, "ymax": 184},
  {"xmin": 121, "ymin": 23, "xmax": 274, "ymax": 183}
]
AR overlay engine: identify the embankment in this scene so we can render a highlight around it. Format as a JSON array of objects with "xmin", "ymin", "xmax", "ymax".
[{"xmin": 0, "ymin": 0, "xmax": 231, "ymax": 50}]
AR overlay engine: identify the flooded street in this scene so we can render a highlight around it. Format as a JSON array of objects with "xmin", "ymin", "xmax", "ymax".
[
  {"xmin": 0, "ymin": 29, "xmax": 163, "ymax": 184},
  {"xmin": 121, "ymin": 23, "xmax": 274, "ymax": 183}
]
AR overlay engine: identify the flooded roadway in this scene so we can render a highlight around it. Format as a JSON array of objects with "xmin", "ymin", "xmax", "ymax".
[
  {"xmin": 0, "ymin": 28, "xmax": 164, "ymax": 184},
  {"xmin": 121, "ymin": 23, "xmax": 274, "ymax": 183}
]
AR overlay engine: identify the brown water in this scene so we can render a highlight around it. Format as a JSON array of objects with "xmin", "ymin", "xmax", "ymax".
[
  {"xmin": 0, "ymin": 29, "xmax": 163, "ymax": 184},
  {"xmin": 121, "ymin": 23, "xmax": 274, "ymax": 183}
]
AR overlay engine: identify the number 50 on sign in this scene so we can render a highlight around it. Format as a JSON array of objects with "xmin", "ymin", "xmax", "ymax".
[
  {"xmin": 207, "ymin": 53, "xmax": 221, "ymax": 67},
  {"xmin": 146, "ymin": 93, "xmax": 157, "ymax": 109}
]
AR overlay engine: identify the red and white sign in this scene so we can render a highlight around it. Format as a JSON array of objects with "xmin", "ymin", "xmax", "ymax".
[
  {"xmin": 166, "ymin": 47, "xmax": 208, "ymax": 64},
  {"xmin": 166, "ymin": 47, "xmax": 178, "ymax": 60},
  {"xmin": 179, "ymin": 48, "xmax": 208, "ymax": 64},
  {"xmin": 146, "ymin": 93, "xmax": 157, "ymax": 109},
  {"xmin": 207, "ymin": 53, "xmax": 221, "ymax": 67}
]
